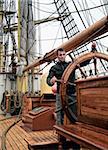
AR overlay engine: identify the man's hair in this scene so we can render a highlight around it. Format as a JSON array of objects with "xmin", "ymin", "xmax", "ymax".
[{"xmin": 56, "ymin": 48, "xmax": 65, "ymax": 55}]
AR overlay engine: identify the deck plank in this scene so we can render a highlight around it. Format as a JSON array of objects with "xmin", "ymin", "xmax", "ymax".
[
  {"xmin": 6, "ymin": 119, "xmax": 28, "ymax": 150},
  {"xmin": 0, "ymin": 115, "xmax": 58, "ymax": 150},
  {"xmin": 0, "ymin": 116, "xmax": 13, "ymax": 149},
  {"xmin": 0, "ymin": 116, "xmax": 26, "ymax": 150},
  {"xmin": 1, "ymin": 118, "xmax": 17, "ymax": 150},
  {"xmin": 27, "ymin": 130, "xmax": 58, "ymax": 146}
]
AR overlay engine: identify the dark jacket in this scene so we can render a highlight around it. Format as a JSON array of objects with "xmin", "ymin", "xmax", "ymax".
[
  {"xmin": 47, "ymin": 59, "xmax": 91, "ymax": 94},
  {"xmin": 47, "ymin": 61, "xmax": 71, "ymax": 93}
]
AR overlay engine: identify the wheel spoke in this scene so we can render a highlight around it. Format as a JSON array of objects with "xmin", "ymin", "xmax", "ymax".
[{"xmin": 93, "ymin": 56, "xmax": 97, "ymax": 75}]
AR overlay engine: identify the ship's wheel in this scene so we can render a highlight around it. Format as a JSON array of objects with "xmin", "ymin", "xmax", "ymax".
[{"xmin": 60, "ymin": 52, "xmax": 108, "ymax": 123}]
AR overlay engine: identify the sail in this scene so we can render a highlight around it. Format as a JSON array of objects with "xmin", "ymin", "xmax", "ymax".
[{"xmin": 20, "ymin": 0, "xmax": 36, "ymax": 65}]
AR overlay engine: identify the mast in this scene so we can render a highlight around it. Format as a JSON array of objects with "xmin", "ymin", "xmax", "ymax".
[
  {"xmin": 37, "ymin": 0, "xmax": 41, "ymax": 56},
  {"xmin": 0, "ymin": 1, "xmax": 3, "ymax": 72}
]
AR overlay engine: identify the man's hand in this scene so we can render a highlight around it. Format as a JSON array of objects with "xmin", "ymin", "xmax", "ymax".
[{"xmin": 50, "ymin": 76, "xmax": 57, "ymax": 84}]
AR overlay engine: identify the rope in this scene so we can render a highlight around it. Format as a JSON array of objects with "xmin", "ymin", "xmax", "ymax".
[
  {"xmin": 1, "ymin": 99, "xmax": 24, "ymax": 150},
  {"xmin": 0, "ymin": 74, "xmax": 25, "ymax": 150},
  {"xmin": 1, "ymin": 117, "xmax": 21, "ymax": 150}
]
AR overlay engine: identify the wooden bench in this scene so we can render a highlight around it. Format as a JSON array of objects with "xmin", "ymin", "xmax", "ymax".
[{"xmin": 54, "ymin": 76, "xmax": 108, "ymax": 150}]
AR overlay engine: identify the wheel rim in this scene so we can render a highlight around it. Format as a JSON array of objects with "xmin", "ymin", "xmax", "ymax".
[{"xmin": 60, "ymin": 52, "xmax": 108, "ymax": 123}]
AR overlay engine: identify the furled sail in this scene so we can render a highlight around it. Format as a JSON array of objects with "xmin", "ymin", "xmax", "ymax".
[{"xmin": 20, "ymin": 0, "xmax": 36, "ymax": 66}]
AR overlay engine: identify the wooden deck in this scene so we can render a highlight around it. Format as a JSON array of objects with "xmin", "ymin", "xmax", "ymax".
[{"xmin": 0, "ymin": 115, "xmax": 58, "ymax": 150}]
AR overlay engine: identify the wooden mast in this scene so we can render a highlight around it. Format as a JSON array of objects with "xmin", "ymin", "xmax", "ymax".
[{"xmin": 23, "ymin": 15, "xmax": 108, "ymax": 72}]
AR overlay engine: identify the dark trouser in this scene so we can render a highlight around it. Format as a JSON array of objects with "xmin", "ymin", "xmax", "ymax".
[{"xmin": 56, "ymin": 93, "xmax": 64, "ymax": 125}]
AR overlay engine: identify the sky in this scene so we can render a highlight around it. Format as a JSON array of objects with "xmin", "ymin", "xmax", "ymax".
[
  {"xmin": 33, "ymin": 0, "xmax": 108, "ymax": 56},
  {"xmin": 31, "ymin": 0, "xmax": 108, "ymax": 73}
]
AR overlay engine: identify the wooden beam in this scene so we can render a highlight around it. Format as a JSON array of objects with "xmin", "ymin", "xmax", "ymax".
[{"xmin": 23, "ymin": 16, "xmax": 108, "ymax": 72}]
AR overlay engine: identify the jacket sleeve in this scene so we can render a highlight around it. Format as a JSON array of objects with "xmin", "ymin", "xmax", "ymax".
[{"xmin": 46, "ymin": 66, "xmax": 55, "ymax": 86}]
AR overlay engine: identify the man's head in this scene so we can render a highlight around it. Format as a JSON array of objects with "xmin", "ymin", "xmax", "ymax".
[{"xmin": 56, "ymin": 48, "xmax": 66, "ymax": 62}]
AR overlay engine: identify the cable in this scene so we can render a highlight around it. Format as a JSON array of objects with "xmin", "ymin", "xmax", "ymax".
[
  {"xmin": 30, "ymin": 3, "xmax": 108, "ymax": 15},
  {"xmin": 71, "ymin": 0, "xmax": 86, "ymax": 28},
  {"xmin": 51, "ymin": 22, "xmax": 62, "ymax": 49},
  {"xmin": 32, "ymin": 1, "xmax": 54, "ymax": 5}
]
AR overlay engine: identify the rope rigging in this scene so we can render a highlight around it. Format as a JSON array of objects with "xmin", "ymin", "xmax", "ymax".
[{"xmin": 80, "ymin": 0, "xmax": 108, "ymax": 72}]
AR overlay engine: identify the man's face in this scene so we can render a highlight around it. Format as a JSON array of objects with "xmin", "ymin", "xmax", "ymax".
[{"xmin": 57, "ymin": 51, "xmax": 66, "ymax": 62}]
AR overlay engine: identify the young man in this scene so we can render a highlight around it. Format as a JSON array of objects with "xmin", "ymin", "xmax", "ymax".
[
  {"xmin": 47, "ymin": 48, "xmax": 91, "ymax": 150},
  {"xmin": 46, "ymin": 48, "xmax": 71, "ymax": 125},
  {"xmin": 46, "ymin": 47, "xmax": 91, "ymax": 125}
]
